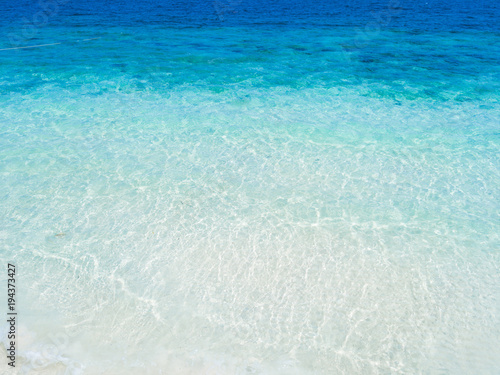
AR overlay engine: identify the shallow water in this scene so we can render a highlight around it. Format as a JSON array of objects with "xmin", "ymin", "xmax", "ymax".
[{"xmin": 1, "ymin": 0, "xmax": 499, "ymax": 374}]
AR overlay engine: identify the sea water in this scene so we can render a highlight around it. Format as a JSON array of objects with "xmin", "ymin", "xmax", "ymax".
[{"xmin": 0, "ymin": 0, "xmax": 499, "ymax": 374}]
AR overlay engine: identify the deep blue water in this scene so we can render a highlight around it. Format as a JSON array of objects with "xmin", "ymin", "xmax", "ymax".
[
  {"xmin": 0, "ymin": 1, "xmax": 499, "ymax": 374},
  {"xmin": 2, "ymin": 0, "xmax": 500, "ymax": 30}
]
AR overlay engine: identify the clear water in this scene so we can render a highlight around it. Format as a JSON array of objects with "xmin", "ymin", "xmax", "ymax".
[{"xmin": 0, "ymin": 0, "xmax": 499, "ymax": 374}]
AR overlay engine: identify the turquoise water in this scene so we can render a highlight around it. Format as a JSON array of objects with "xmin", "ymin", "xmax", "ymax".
[{"xmin": 1, "ymin": 0, "xmax": 500, "ymax": 374}]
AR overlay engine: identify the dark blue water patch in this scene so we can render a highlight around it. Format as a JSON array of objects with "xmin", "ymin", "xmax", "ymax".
[{"xmin": 1, "ymin": 0, "xmax": 499, "ymax": 31}]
